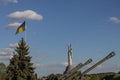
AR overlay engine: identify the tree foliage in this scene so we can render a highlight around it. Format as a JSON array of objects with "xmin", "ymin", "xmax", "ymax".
[
  {"xmin": 0, "ymin": 62, "xmax": 6, "ymax": 80},
  {"xmin": 0, "ymin": 62, "xmax": 6, "ymax": 74},
  {"xmin": 112, "ymin": 74, "xmax": 120, "ymax": 80},
  {"xmin": 6, "ymin": 38, "xmax": 37, "ymax": 80},
  {"xmin": 46, "ymin": 73, "xmax": 62, "ymax": 80},
  {"xmin": 89, "ymin": 75, "xmax": 100, "ymax": 80}
]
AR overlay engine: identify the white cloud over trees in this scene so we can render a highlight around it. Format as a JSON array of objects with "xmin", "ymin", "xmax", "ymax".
[{"xmin": 0, "ymin": 43, "xmax": 18, "ymax": 60}]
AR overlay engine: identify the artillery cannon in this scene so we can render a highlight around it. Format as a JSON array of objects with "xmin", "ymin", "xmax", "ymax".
[
  {"xmin": 61, "ymin": 51, "xmax": 115, "ymax": 80},
  {"xmin": 82, "ymin": 51, "xmax": 115, "ymax": 75},
  {"xmin": 59, "ymin": 59, "xmax": 92, "ymax": 80}
]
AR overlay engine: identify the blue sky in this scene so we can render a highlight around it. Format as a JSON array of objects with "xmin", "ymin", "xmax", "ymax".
[{"xmin": 0, "ymin": 0, "xmax": 120, "ymax": 77}]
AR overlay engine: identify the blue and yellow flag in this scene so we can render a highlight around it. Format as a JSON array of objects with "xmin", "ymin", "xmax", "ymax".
[{"xmin": 16, "ymin": 21, "xmax": 26, "ymax": 34}]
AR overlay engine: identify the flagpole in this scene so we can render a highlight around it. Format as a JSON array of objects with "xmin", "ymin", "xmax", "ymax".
[
  {"xmin": 24, "ymin": 20, "xmax": 27, "ymax": 42},
  {"xmin": 24, "ymin": 26, "xmax": 27, "ymax": 42}
]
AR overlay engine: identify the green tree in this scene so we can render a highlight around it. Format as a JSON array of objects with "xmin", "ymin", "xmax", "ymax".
[
  {"xmin": 47, "ymin": 73, "xmax": 62, "ymax": 80},
  {"xmin": 0, "ymin": 62, "xmax": 6, "ymax": 74},
  {"xmin": 112, "ymin": 74, "xmax": 120, "ymax": 80},
  {"xmin": 0, "ymin": 62, "xmax": 6, "ymax": 80},
  {"xmin": 6, "ymin": 38, "xmax": 37, "ymax": 80},
  {"xmin": 89, "ymin": 75, "xmax": 100, "ymax": 80},
  {"xmin": 47, "ymin": 74, "xmax": 58, "ymax": 80},
  {"xmin": 84, "ymin": 77, "xmax": 91, "ymax": 80}
]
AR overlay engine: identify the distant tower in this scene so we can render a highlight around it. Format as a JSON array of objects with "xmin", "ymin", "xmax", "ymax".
[
  {"xmin": 68, "ymin": 44, "xmax": 72, "ymax": 67},
  {"xmin": 64, "ymin": 44, "xmax": 73, "ymax": 74}
]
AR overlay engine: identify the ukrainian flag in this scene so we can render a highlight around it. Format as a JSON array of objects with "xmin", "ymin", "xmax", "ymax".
[{"xmin": 16, "ymin": 21, "xmax": 26, "ymax": 34}]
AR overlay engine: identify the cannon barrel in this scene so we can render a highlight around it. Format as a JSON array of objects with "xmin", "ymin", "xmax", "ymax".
[
  {"xmin": 81, "ymin": 51, "xmax": 115, "ymax": 75},
  {"xmin": 60, "ymin": 58, "xmax": 92, "ymax": 80},
  {"xmin": 70, "ymin": 58, "xmax": 92, "ymax": 74},
  {"xmin": 64, "ymin": 51, "xmax": 115, "ymax": 80}
]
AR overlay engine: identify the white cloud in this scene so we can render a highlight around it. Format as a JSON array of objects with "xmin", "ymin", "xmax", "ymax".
[
  {"xmin": 9, "ymin": 43, "xmax": 18, "ymax": 48},
  {"xmin": 6, "ymin": 22, "xmax": 21, "ymax": 29},
  {"xmin": 109, "ymin": 17, "xmax": 120, "ymax": 23},
  {"xmin": 0, "ymin": 56, "xmax": 10, "ymax": 60},
  {"xmin": 35, "ymin": 64, "xmax": 65, "ymax": 76},
  {"xmin": 0, "ymin": 43, "xmax": 17, "ymax": 60},
  {"xmin": 8, "ymin": 10, "xmax": 43, "ymax": 20},
  {"xmin": 10, "ymin": 0, "xmax": 18, "ymax": 3},
  {"xmin": 84, "ymin": 62, "xmax": 120, "ymax": 74},
  {"xmin": 0, "ymin": 48, "xmax": 13, "ymax": 56},
  {"xmin": 62, "ymin": 62, "xmax": 68, "ymax": 67},
  {"xmin": 0, "ymin": 51, "xmax": 9, "ymax": 56},
  {"xmin": 0, "ymin": 0, "xmax": 18, "ymax": 4},
  {"xmin": 34, "ymin": 63, "xmax": 43, "ymax": 67},
  {"xmin": 0, "ymin": 48, "xmax": 13, "ymax": 60}
]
